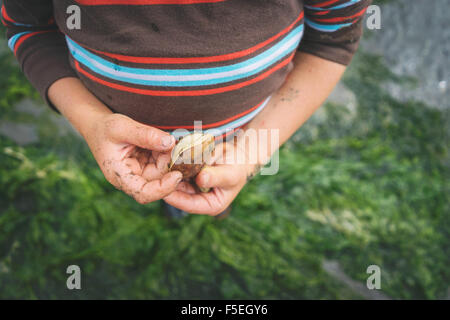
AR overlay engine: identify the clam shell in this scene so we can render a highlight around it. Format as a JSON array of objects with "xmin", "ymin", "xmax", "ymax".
[{"xmin": 169, "ymin": 132, "xmax": 215, "ymax": 180}]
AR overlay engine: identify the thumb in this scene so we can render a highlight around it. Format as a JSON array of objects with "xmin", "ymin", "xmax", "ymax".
[
  {"xmin": 196, "ymin": 165, "xmax": 241, "ymax": 189},
  {"xmin": 108, "ymin": 115, "xmax": 175, "ymax": 151}
]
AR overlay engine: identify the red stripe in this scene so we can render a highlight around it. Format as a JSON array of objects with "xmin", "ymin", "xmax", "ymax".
[
  {"xmin": 1, "ymin": 4, "xmax": 16, "ymax": 24},
  {"xmin": 315, "ymin": 7, "xmax": 367, "ymax": 22},
  {"xmin": 75, "ymin": 52, "xmax": 294, "ymax": 96},
  {"xmin": 79, "ymin": 11, "xmax": 303, "ymax": 64},
  {"xmin": 309, "ymin": 0, "xmax": 341, "ymax": 8},
  {"xmin": 313, "ymin": 10, "xmax": 330, "ymax": 15},
  {"xmin": 75, "ymin": 0, "xmax": 226, "ymax": 5},
  {"xmin": 13, "ymin": 31, "xmax": 54, "ymax": 55},
  {"xmin": 154, "ymin": 99, "xmax": 265, "ymax": 129}
]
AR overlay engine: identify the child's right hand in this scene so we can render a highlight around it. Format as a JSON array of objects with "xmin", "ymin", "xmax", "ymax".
[
  {"xmin": 84, "ymin": 113, "xmax": 183, "ymax": 204},
  {"xmin": 48, "ymin": 78, "xmax": 182, "ymax": 204}
]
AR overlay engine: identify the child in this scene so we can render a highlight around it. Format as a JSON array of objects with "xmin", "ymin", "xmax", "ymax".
[{"xmin": 3, "ymin": 0, "xmax": 371, "ymax": 215}]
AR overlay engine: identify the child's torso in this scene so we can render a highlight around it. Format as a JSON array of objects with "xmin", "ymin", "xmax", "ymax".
[{"xmin": 54, "ymin": 0, "xmax": 304, "ymax": 134}]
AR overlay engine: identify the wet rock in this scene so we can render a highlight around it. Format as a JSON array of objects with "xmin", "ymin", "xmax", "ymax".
[{"xmin": 361, "ymin": 0, "xmax": 450, "ymax": 109}]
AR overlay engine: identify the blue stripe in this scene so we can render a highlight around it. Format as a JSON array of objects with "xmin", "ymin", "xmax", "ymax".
[
  {"xmin": 7, "ymin": 22, "xmax": 33, "ymax": 27},
  {"xmin": 305, "ymin": 18, "xmax": 353, "ymax": 32},
  {"xmin": 170, "ymin": 96, "xmax": 272, "ymax": 139},
  {"xmin": 66, "ymin": 25, "xmax": 303, "ymax": 86},
  {"xmin": 70, "ymin": 41, "xmax": 300, "ymax": 87},
  {"xmin": 305, "ymin": 0, "xmax": 362, "ymax": 11},
  {"xmin": 8, "ymin": 31, "xmax": 30, "ymax": 51}
]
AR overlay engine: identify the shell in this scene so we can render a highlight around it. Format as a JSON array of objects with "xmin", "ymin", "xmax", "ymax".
[{"xmin": 169, "ymin": 132, "xmax": 215, "ymax": 180}]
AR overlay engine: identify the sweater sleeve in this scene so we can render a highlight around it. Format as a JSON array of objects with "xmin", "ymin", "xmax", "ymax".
[
  {"xmin": 299, "ymin": 0, "xmax": 372, "ymax": 65},
  {"xmin": 2, "ymin": 0, "xmax": 78, "ymax": 109}
]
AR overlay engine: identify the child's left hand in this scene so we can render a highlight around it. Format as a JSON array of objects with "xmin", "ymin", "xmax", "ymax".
[{"xmin": 163, "ymin": 141, "xmax": 258, "ymax": 215}]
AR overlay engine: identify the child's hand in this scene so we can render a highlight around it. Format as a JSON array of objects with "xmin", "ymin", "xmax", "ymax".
[
  {"xmin": 85, "ymin": 113, "xmax": 183, "ymax": 204},
  {"xmin": 48, "ymin": 78, "xmax": 183, "ymax": 204},
  {"xmin": 163, "ymin": 141, "xmax": 257, "ymax": 215}
]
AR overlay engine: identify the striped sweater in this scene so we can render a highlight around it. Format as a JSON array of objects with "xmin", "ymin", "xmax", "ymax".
[{"xmin": 2, "ymin": 0, "xmax": 371, "ymax": 137}]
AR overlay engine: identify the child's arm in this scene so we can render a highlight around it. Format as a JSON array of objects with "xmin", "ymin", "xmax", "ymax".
[
  {"xmin": 241, "ymin": 52, "xmax": 346, "ymax": 164},
  {"xmin": 2, "ymin": 0, "xmax": 76, "ymax": 109}
]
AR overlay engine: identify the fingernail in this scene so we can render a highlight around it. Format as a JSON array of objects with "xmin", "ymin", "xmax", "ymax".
[{"xmin": 161, "ymin": 135, "xmax": 174, "ymax": 148}]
